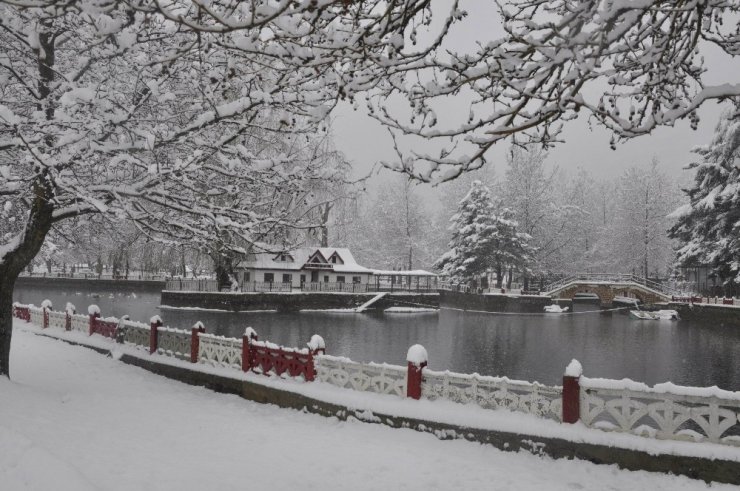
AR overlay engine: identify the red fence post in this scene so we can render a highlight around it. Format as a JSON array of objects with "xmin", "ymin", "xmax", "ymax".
[
  {"xmin": 306, "ymin": 334, "xmax": 326, "ymax": 382},
  {"xmin": 242, "ymin": 327, "xmax": 259, "ymax": 372},
  {"xmin": 65, "ymin": 303, "xmax": 75, "ymax": 331},
  {"xmin": 191, "ymin": 321, "xmax": 205, "ymax": 363},
  {"xmin": 406, "ymin": 344, "xmax": 428, "ymax": 400},
  {"xmin": 149, "ymin": 316, "xmax": 162, "ymax": 354},
  {"xmin": 88, "ymin": 305, "xmax": 101, "ymax": 336},
  {"xmin": 562, "ymin": 359, "xmax": 582, "ymax": 424}
]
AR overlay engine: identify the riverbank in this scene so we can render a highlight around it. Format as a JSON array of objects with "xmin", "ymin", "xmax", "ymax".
[
  {"xmin": 439, "ymin": 289, "xmax": 556, "ymax": 313},
  {"xmin": 160, "ymin": 290, "xmax": 439, "ymax": 312},
  {"xmin": 8, "ymin": 322, "xmax": 740, "ymax": 487},
  {"xmin": 667, "ymin": 302, "xmax": 740, "ymax": 327},
  {"xmin": 16, "ymin": 275, "xmax": 165, "ymax": 292}
]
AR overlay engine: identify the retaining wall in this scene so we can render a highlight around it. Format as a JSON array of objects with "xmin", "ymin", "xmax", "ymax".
[
  {"xmin": 668, "ymin": 303, "xmax": 740, "ymax": 327},
  {"xmin": 16, "ymin": 275, "xmax": 165, "ymax": 292},
  {"xmin": 160, "ymin": 291, "xmax": 439, "ymax": 312},
  {"xmin": 439, "ymin": 290, "xmax": 552, "ymax": 313}
]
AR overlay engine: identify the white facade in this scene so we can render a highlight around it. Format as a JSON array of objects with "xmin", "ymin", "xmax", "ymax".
[{"xmin": 235, "ymin": 247, "xmax": 374, "ymax": 289}]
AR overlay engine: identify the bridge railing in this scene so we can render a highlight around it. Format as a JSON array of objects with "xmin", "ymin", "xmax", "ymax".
[{"xmin": 542, "ymin": 273, "xmax": 682, "ymax": 297}]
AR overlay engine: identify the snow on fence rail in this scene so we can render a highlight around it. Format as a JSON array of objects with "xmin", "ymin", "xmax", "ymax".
[
  {"xmin": 197, "ymin": 333, "xmax": 243, "ymax": 370},
  {"xmin": 421, "ymin": 370, "xmax": 563, "ymax": 422},
  {"xmin": 671, "ymin": 296, "xmax": 739, "ymax": 306},
  {"xmin": 11, "ymin": 300, "xmax": 740, "ymax": 448},
  {"xmin": 580, "ymin": 379, "xmax": 740, "ymax": 446},
  {"xmin": 315, "ymin": 356, "xmax": 408, "ymax": 397}
]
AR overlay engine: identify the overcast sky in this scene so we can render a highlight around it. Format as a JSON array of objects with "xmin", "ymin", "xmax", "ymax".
[{"xmin": 330, "ymin": 2, "xmax": 735, "ymax": 201}]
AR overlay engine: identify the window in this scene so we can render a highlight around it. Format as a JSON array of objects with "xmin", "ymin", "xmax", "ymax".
[
  {"xmin": 352, "ymin": 276, "xmax": 361, "ymax": 283},
  {"xmin": 323, "ymin": 275, "xmax": 329, "ymax": 283},
  {"xmin": 245, "ymin": 272, "xmax": 250, "ymax": 282},
  {"xmin": 282, "ymin": 274, "xmax": 292, "ymax": 284},
  {"xmin": 264, "ymin": 273, "xmax": 274, "ymax": 283},
  {"xmin": 331, "ymin": 256, "xmax": 337, "ymax": 264},
  {"xmin": 300, "ymin": 274, "xmax": 306, "ymax": 284},
  {"xmin": 336, "ymin": 276, "xmax": 345, "ymax": 283}
]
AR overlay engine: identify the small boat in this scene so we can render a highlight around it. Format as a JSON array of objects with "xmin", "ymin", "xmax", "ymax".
[
  {"xmin": 544, "ymin": 304, "xmax": 569, "ymax": 313},
  {"xmin": 629, "ymin": 309, "xmax": 680, "ymax": 320}
]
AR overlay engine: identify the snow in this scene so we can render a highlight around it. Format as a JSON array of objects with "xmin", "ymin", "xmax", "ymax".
[
  {"xmin": 3, "ymin": 325, "xmax": 734, "ymax": 491},
  {"xmin": 384, "ymin": 307, "xmax": 438, "ymax": 313},
  {"xmin": 65, "ymin": 302, "xmax": 76, "ymax": 315},
  {"xmin": 565, "ymin": 359, "xmax": 583, "ymax": 378},
  {"xmin": 406, "ymin": 344, "xmax": 428, "ymax": 366},
  {"xmin": 307, "ymin": 334, "xmax": 325, "ymax": 351},
  {"xmin": 149, "ymin": 315, "xmax": 162, "ymax": 325},
  {"xmin": 41, "ymin": 299, "xmax": 52, "ymax": 310},
  {"xmin": 244, "ymin": 326, "xmax": 258, "ymax": 339},
  {"xmin": 87, "ymin": 304, "xmax": 100, "ymax": 315}
]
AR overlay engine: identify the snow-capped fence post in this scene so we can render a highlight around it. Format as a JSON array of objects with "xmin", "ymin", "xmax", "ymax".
[
  {"xmin": 149, "ymin": 316, "xmax": 162, "ymax": 354},
  {"xmin": 242, "ymin": 327, "xmax": 258, "ymax": 372},
  {"xmin": 88, "ymin": 305, "xmax": 101, "ymax": 336},
  {"xmin": 306, "ymin": 334, "xmax": 326, "ymax": 382},
  {"xmin": 406, "ymin": 344, "xmax": 428, "ymax": 400},
  {"xmin": 65, "ymin": 303, "xmax": 75, "ymax": 331},
  {"xmin": 190, "ymin": 321, "xmax": 205, "ymax": 363},
  {"xmin": 41, "ymin": 299, "xmax": 52, "ymax": 329},
  {"xmin": 562, "ymin": 359, "xmax": 582, "ymax": 424}
]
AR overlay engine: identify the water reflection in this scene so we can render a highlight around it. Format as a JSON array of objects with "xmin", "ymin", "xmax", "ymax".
[{"xmin": 13, "ymin": 284, "xmax": 740, "ymax": 390}]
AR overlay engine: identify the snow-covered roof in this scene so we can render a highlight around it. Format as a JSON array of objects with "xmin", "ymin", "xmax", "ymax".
[
  {"xmin": 372, "ymin": 269, "xmax": 438, "ymax": 277},
  {"xmin": 237, "ymin": 247, "xmax": 374, "ymax": 274}
]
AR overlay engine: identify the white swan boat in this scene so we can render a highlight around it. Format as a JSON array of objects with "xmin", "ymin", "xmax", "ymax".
[
  {"xmin": 629, "ymin": 310, "xmax": 680, "ymax": 320},
  {"xmin": 544, "ymin": 304, "xmax": 569, "ymax": 313}
]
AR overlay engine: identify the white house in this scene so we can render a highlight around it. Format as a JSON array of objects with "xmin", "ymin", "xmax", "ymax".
[{"xmin": 235, "ymin": 247, "xmax": 375, "ymax": 290}]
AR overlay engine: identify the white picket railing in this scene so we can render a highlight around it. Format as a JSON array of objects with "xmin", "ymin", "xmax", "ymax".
[
  {"xmin": 198, "ymin": 333, "xmax": 242, "ymax": 369},
  {"xmin": 422, "ymin": 369, "xmax": 563, "ymax": 422},
  {"xmin": 315, "ymin": 356, "xmax": 407, "ymax": 397},
  {"xmin": 47, "ymin": 310, "xmax": 67, "ymax": 330},
  {"xmin": 157, "ymin": 327, "xmax": 191, "ymax": 360},
  {"xmin": 580, "ymin": 381, "xmax": 740, "ymax": 446},
  {"xmin": 69, "ymin": 314, "xmax": 89, "ymax": 333},
  {"xmin": 120, "ymin": 319, "xmax": 150, "ymax": 350},
  {"xmin": 29, "ymin": 306, "xmax": 44, "ymax": 327}
]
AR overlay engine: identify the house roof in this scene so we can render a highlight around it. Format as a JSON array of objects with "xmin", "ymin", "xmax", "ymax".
[
  {"xmin": 237, "ymin": 247, "xmax": 374, "ymax": 274},
  {"xmin": 372, "ymin": 269, "xmax": 438, "ymax": 277}
]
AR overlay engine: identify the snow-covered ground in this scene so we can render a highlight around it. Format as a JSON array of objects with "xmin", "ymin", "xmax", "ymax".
[{"xmin": 1, "ymin": 329, "xmax": 733, "ymax": 490}]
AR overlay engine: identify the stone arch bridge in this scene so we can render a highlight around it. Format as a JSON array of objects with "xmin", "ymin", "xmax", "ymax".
[{"xmin": 543, "ymin": 274, "xmax": 675, "ymax": 306}]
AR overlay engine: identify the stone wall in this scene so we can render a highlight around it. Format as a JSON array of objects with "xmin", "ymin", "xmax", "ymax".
[
  {"xmin": 16, "ymin": 275, "xmax": 165, "ymax": 292},
  {"xmin": 669, "ymin": 303, "xmax": 740, "ymax": 328},
  {"xmin": 160, "ymin": 290, "xmax": 439, "ymax": 312},
  {"xmin": 439, "ymin": 290, "xmax": 552, "ymax": 313}
]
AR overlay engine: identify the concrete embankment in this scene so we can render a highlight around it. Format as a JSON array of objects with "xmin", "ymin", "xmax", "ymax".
[
  {"xmin": 439, "ymin": 290, "xmax": 554, "ymax": 313},
  {"xmin": 667, "ymin": 302, "xmax": 740, "ymax": 327},
  {"xmin": 16, "ymin": 275, "xmax": 165, "ymax": 292},
  {"xmin": 160, "ymin": 290, "xmax": 439, "ymax": 312}
]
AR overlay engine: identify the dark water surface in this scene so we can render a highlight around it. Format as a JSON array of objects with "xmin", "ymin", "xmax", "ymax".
[{"xmin": 14, "ymin": 284, "xmax": 740, "ymax": 390}]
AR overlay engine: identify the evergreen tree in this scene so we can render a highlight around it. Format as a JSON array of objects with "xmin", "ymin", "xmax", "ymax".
[
  {"xmin": 669, "ymin": 109, "xmax": 740, "ymax": 288},
  {"xmin": 435, "ymin": 181, "xmax": 533, "ymax": 286}
]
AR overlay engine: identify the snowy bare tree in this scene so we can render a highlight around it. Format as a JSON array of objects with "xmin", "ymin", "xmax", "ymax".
[
  {"xmin": 669, "ymin": 107, "xmax": 740, "ymax": 289},
  {"xmin": 0, "ymin": 0, "xmax": 454, "ymax": 376},
  {"xmin": 373, "ymin": 1, "xmax": 740, "ymax": 182}
]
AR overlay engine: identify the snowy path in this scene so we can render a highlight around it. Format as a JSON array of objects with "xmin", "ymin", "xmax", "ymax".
[{"xmin": 0, "ymin": 329, "xmax": 731, "ymax": 491}]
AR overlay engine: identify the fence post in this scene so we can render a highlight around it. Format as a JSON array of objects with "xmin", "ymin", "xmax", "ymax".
[
  {"xmin": 65, "ymin": 303, "xmax": 75, "ymax": 331},
  {"xmin": 88, "ymin": 305, "xmax": 101, "ymax": 336},
  {"xmin": 406, "ymin": 344, "xmax": 428, "ymax": 400},
  {"xmin": 562, "ymin": 359, "xmax": 582, "ymax": 424},
  {"xmin": 306, "ymin": 334, "xmax": 326, "ymax": 382},
  {"xmin": 149, "ymin": 316, "xmax": 162, "ymax": 354},
  {"xmin": 242, "ymin": 327, "xmax": 259, "ymax": 372},
  {"xmin": 191, "ymin": 321, "xmax": 205, "ymax": 363},
  {"xmin": 41, "ymin": 299, "xmax": 52, "ymax": 329}
]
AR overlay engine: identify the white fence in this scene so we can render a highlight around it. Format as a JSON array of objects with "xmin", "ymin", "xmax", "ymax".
[
  {"xmin": 47, "ymin": 310, "xmax": 67, "ymax": 330},
  {"xmin": 157, "ymin": 327, "xmax": 191, "ymax": 360},
  {"xmin": 315, "ymin": 356, "xmax": 407, "ymax": 397},
  {"xmin": 422, "ymin": 369, "xmax": 563, "ymax": 422},
  {"xmin": 120, "ymin": 320, "xmax": 150, "ymax": 350},
  {"xmin": 165, "ymin": 279, "xmax": 219, "ymax": 292},
  {"xmin": 29, "ymin": 306, "xmax": 44, "ymax": 327},
  {"xmin": 580, "ymin": 381, "xmax": 740, "ymax": 446},
  {"xmin": 70, "ymin": 314, "xmax": 89, "ymax": 333},
  {"xmin": 198, "ymin": 333, "xmax": 242, "ymax": 369}
]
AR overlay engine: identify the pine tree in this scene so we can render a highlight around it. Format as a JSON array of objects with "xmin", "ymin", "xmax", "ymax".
[
  {"xmin": 435, "ymin": 181, "xmax": 534, "ymax": 286},
  {"xmin": 669, "ymin": 108, "xmax": 740, "ymax": 288}
]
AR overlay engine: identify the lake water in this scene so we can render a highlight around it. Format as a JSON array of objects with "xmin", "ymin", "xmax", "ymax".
[{"xmin": 13, "ymin": 283, "xmax": 740, "ymax": 390}]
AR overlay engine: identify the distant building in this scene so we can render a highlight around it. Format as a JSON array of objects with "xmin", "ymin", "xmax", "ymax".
[{"xmin": 235, "ymin": 247, "xmax": 375, "ymax": 289}]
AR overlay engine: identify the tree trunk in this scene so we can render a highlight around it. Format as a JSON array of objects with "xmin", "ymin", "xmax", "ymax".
[
  {"xmin": 506, "ymin": 266, "xmax": 513, "ymax": 289},
  {"xmin": 495, "ymin": 263, "xmax": 503, "ymax": 288},
  {"xmin": 0, "ymin": 278, "xmax": 14, "ymax": 378}
]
